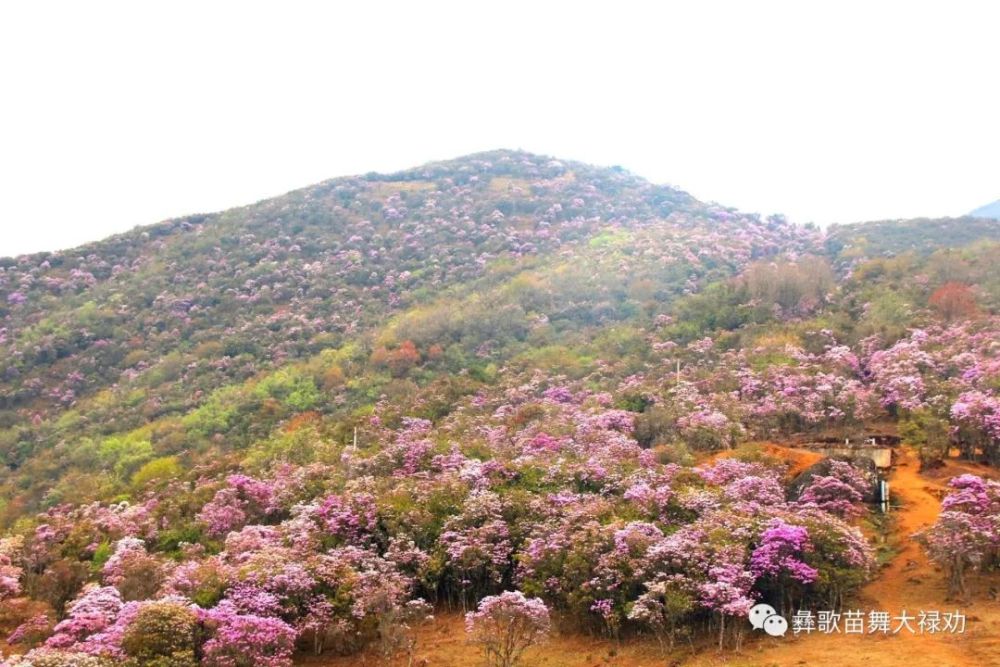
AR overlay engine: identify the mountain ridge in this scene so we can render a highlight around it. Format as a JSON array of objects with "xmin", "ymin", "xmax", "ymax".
[{"xmin": 1, "ymin": 149, "xmax": 696, "ymax": 263}]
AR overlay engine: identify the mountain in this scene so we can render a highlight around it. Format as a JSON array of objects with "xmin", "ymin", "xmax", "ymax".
[
  {"xmin": 1, "ymin": 150, "xmax": 999, "ymax": 665},
  {"xmin": 0, "ymin": 150, "xmax": 820, "ymax": 510},
  {"xmin": 970, "ymin": 199, "xmax": 1000, "ymax": 219}
]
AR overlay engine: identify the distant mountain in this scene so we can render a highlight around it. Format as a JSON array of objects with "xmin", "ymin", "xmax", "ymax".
[{"xmin": 970, "ymin": 199, "xmax": 1000, "ymax": 219}]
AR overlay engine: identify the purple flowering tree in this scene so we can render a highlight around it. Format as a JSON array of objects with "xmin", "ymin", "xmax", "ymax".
[
  {"xmin": 920, "ymin": 474, "xmax": 1000, "ymax": 597},
  {"xmin": 698, "ymin": 562, "xmax": 756, "ymax": 651},
  {"xmin": 950, "ymin": 391, "xmax": 1000, "ymax": 464},
  {"xmin": 750, "ymin": 519, "xmax": 818, "ymax": 613}
]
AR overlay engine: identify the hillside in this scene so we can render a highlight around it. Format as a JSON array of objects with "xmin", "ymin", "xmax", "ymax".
[
  {"xmin": 1, "ymin": 152, "xmax": 999, "ymax": 667},
  {"xmin": 0, "ymin": 150, "xmax": 818, "ymax": 516},
  {"xmin": 826, "ymin": 216, "xmax": 1000, "ymax": 262}
]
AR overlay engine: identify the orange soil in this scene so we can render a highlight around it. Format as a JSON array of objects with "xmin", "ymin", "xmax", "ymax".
[
  {"xmin": 305, "ymin": 447, "xmax": 1000, "ymax": 667},
  {"xmin": 710, "ymin": 442, "xmax": 827, "ymax": 480},
  {"xmin": 300, "ymin": 613, "xmax": 668, "ymax": 667}
]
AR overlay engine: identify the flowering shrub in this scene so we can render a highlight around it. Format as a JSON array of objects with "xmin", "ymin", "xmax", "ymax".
[
  {"xmin": 793, "ymin": 508, "xmax": 875, "ymax": 608},
  {"xmin": 626, "ymin": 575, "xmax": 694, "ymax": 651},
  {"xmin": 798, "ymin": 460, "xmax": 869, "ymax": 517},
  {"xmin": 516, "ymin": 506, "xmax": 622, "ymax": 627},
  {"xmin": 920, "ymin": 474, "xmax": 1000, "ymax": 596},
  {"xmin": 7, "ymin": 614, "xmax": 53, "ymax": 648},
  {"xmin": 199, "ymin": 602, "xmax": 296, "ymax": 667},
  {"xmin": 46, "ymin": 586, "xmax": 123, "ymax": 650},
  {"xmin": 465, "ymin": 591, "xmax": 550, "ymax": 667},
  {"xmin": 0, "ymin": 536, "xmax": 24, "ymax": 601},
  {"xmin": 197, "ymin": 475, "xmax": 277, "ymax": 538},
  {"xmin": 312, "ymin": 491, "xmax": 378, "ymax": 544},
  {"xmin": 101, "ymin": 538, "xmax": 166, "ymax": 601},
  {"xmin": 439, "ymin": 491, "xmax": 514, "ymax": 601},
  {"xmin": 951, "ymin": 391, "xmax": 1000, "ymax": 464},
  {"xmin": 698, "ymin": 562, "xmax": 756, "ymax": 650},
  {"xmin": 750, "ymin": 518, "xmax": 818, "ymax": 615}
]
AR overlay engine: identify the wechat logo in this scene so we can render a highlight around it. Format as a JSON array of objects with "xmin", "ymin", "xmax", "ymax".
[{"xmin": 749, "ymin": 603, "xmax": 787, "ymax": 637}]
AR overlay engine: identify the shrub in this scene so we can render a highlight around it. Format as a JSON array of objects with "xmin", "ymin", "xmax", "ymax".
[
  {"xmin": 374, "ymin": 598, "xmax": 433, "ymax": 665},
  {"xmin": 45, "ymin": 585, "xmax": 122, "ymax": 649},
  {"xmin": 101, "ymin": 538, "xmax": 165, "ymax": 602},
  {"xmin": 200, "ymin": 603, "xmax": 296, "ymax": 667},
  {"xmin": 627, "ymin": 576, "xmax": 693, "ymax": 651},
  {"xmin": 899, "ymin": 409, "xmax": 951, "ymax": 466},
  {"xmin": 919, "ymin": 475, "xmax": 1000, "ymax": 597},
  {"xmin": 7, "ymin": 614, "xmax": 54, "ymax": 647},
  {"xmin": 28, "ymin": 559, "xmax": 90, "ymax": 616},
  {"xmin": 131, "ymin": 457, "xmax": 182, "ymax": 488},
  {"xmin": 119, "ymin": 601, "xmax": 199, "ymax": 667},
  {"xmin": 0, "ymin": 535, "xmax": 23, "ymax": 601},
  {"xmin": 465, "ymin": 591, "xmax": 550, "ymax": 667},
  {"xmin": 929, "ymin": 282, "xmax": 978, "ymax": 321},
  {"xmin": 0, "ymin": 649, "xmax": 112, "ymax": 667}
]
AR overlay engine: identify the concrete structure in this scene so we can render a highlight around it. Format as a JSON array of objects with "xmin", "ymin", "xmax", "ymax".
[{"xmin": 806, "ymin": 445, "xmax": 893, "ymax": 470}]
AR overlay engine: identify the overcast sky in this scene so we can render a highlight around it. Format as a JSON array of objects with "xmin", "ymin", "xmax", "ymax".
[{"xmin": 1, "ymin": 1, "xmax": 998, "ymax": 257}]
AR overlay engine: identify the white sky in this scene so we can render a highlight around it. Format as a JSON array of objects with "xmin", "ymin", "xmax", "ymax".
[{"xmin": 1, "ymin": 1, "xmax": 998, "ymax": 257}]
